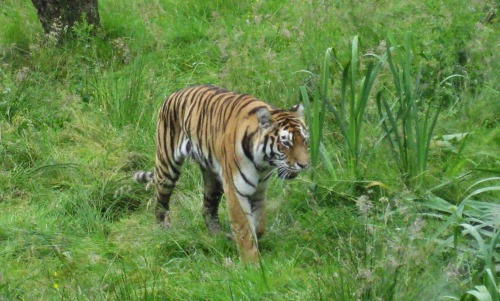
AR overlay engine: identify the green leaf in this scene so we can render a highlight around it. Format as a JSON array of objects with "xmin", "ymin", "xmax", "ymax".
[{"xmin": 464, "ymin": 285, "xmax": 494, "ymax": 301}]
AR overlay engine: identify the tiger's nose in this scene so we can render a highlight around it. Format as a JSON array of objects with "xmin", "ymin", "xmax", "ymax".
[{"xmin": 296, "ymin": 161, "xmax": 309, "ymax": 170}]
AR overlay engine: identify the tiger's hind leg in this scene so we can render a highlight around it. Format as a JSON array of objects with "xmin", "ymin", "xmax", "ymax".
[
  {"xmin": 154, "ymin": 162, "xmax": 183, "ymax": 228},
  {"xmin": 201, "ymin": 167, "xmax": 223, "ymax": 235},
  {"xmin": 154, "ymin": 141, "xmax": 186, "ymax": 229}
]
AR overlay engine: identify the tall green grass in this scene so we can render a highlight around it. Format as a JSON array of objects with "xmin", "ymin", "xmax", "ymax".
[
  {"xmin": 300, "ymin": 36, "xmax": 386, "ymax": 183},
  {"xmin": 0, "ymin": 75, "xmax": 31, "ymax": 123},
  {"xmin": 423, "ymin": 177, "xmax": 500, "ymax": 300},
  {"xmin": 463, "ymin": 268, "xmax": 500, "ymax": 301},
  {"xmin": 330, "ymin": 35, "xmax": 386, "ymax": 180},
  {"xmin": 90, "ymin": 64, "xmax": 156, "ymax": 130},
  {"xmin": 300, "ymin": 48, "xmax": 335, "ymax": 181},
  {"xmin": 376, "ymin": 34, "xmax": 449, "ymax": 190}
]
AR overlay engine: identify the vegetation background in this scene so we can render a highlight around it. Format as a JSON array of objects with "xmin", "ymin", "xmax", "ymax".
[{"xmin": 0, "ymin": 0, "xmax": 498, "ymax": 300}]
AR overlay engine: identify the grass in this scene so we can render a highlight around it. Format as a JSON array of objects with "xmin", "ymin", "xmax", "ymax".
[
  {"xmin": 377, "ymin": 33, "xmax": 444, "ymax": 190},
  {"xmin": 328, "ymin": 35, "xmax": 386, "ymax": 181},
  {"xmin": 299, "ymin": 47, "xmax": 331, "ymax": 179},
  {"xmin": 1, "ymin": 0, "xmax": 499, "ymax": 300}
]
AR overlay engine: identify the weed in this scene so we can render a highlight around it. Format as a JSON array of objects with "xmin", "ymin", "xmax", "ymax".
[{"xmin": 377, "ymin": 33, "xmax": 449, "ymax": 190}]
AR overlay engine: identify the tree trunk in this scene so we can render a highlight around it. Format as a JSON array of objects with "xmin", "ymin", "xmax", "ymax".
[{"xmin": 31, "ymin": 0, "xmax": 100, "ymax": 40}]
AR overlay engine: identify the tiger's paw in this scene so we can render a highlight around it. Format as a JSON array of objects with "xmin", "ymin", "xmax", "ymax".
[
  {"xmin": 161, "ymin": 218, "xmax": 171, "ymax": 229},
  {"xmin": 204, "ymin": 216, "xmax": 222, "ymax": 235},
  {"xmin": 225, "ymin": 232, "xmax": 234, "ymax": 241},
  {"xmin": 156, "ymin": 211, "xmax": 171, "ymax": 229}
]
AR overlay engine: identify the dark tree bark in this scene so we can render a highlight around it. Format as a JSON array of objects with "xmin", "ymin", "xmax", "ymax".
[{"xmin": 31, "ymin": 0, "xmax": 100, "ymax": 40}]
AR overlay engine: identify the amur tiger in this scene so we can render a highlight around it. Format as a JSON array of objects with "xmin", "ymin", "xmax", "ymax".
[{"xmin": 134, "ymin": 85, "xmax": 309, "ymax": 263}]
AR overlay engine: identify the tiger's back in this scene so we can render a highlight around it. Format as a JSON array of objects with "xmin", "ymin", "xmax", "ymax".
[
  {"xmin": 136, "ymin": 85, "xmax": 309, "ymax": 263},
  {"xmin": 158, "ymin": 85, "xmax": 273, "ymax": 174}
]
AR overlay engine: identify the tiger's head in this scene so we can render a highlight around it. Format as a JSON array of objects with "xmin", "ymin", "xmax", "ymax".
[{"xmin": 257, "ymin": 104, "xmax": 310, "ymax": 179}]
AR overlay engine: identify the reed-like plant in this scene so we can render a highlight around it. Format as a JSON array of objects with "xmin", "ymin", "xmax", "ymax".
[
  {"xmin": 425, "ymin": 177, "xmax": 499, "ymax": 251},
  {"xmin": 376, "ymin": 33, "xmax": 447, "ymax": 190},
  {"xmin": 346, "ymin": 36, "xmax": 386, "ymax": 179},
  {"xmin": 328, "ymin": 36, "xmax": 386, "ymax": 180},
  {"xmin": 300, "ymin": 48, "xmax": 336, "ymax": 180},
  {"xmin": 300, "ymin": 36, "xmax": 386, "ymax": 181},
  {"xmin": 423, "ymin": 177, "xmax": 500, "ymax": 300},
  {"xmin": 462, "ymin": 268, "xmax": 500, "ymax": 301}
]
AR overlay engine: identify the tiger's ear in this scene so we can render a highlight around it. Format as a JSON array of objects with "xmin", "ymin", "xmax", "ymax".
[
  {"xmin": 256, "ymin": 107, "xmax": 272, "ymax": 130},
  {"xmin": 290, "ymin": 103, "xmax": 305, "ymax": 119}
]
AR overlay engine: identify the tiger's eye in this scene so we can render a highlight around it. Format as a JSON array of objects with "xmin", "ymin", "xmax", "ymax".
[{"xmin": 281, "ymin": 140, "xmax": 291, "ymax": 148}]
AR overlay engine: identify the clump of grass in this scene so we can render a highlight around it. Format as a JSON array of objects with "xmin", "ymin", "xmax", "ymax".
[
  {"xmin": 423, "ymin": 176, "xmax": 500, "ymax": 300},
  {"xmin": 303, "ymin": 192, "xmax": 451, "ymax": 300},
  {"xmin": 89, "ymin": 63, "xmax": 157, "ymax": 130},
  {"xmin": 376, "ymin": 33, "xmax": 461, "ymax": 190},
  {"xmin": 0, "ymin": 75, "xmax": 31, "ymax": 123},
  {"xmin": 300, "ymin": 36, "xmax": 386, "ymax": 183},
  {"xmin": 300, "ymin": 47, "xmax": 335, "ymax": 181},
  {"xmin": 462, "ymin": 268, "xmax": 500, "ymax": 301},
  {"xmin": 329, "ymin": 35, "xmax": 386, "ymax": 181}
]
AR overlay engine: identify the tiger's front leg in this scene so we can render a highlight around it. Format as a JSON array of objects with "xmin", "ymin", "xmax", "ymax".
[
  {"xmin": 251, "ymin": 190, "xmax": 267, "ymax": 239},
  {"xmin": 223, "ymin": 180, "xmax": 260, "ymax": 263}
]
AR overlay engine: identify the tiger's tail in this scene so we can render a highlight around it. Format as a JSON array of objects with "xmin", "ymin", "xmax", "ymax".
[{"xmin": 133, "ymin": 171, "xmax": 154, "ymax": 184}]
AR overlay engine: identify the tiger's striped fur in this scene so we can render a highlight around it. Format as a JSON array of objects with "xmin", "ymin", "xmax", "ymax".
[{"xmin": 134, "ymin": 85, "xmax": 309, "ymax": 263}]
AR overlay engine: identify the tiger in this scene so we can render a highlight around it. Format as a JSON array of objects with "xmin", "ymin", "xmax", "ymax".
[{"xmin": 134, "ymin": 85, "xmax": 309, "ymax": 263}]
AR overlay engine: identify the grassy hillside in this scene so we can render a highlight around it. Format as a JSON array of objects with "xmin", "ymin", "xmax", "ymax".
[{"xmin": 1, "ymin": 0, "xmax": 498, "ymax": 300}]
